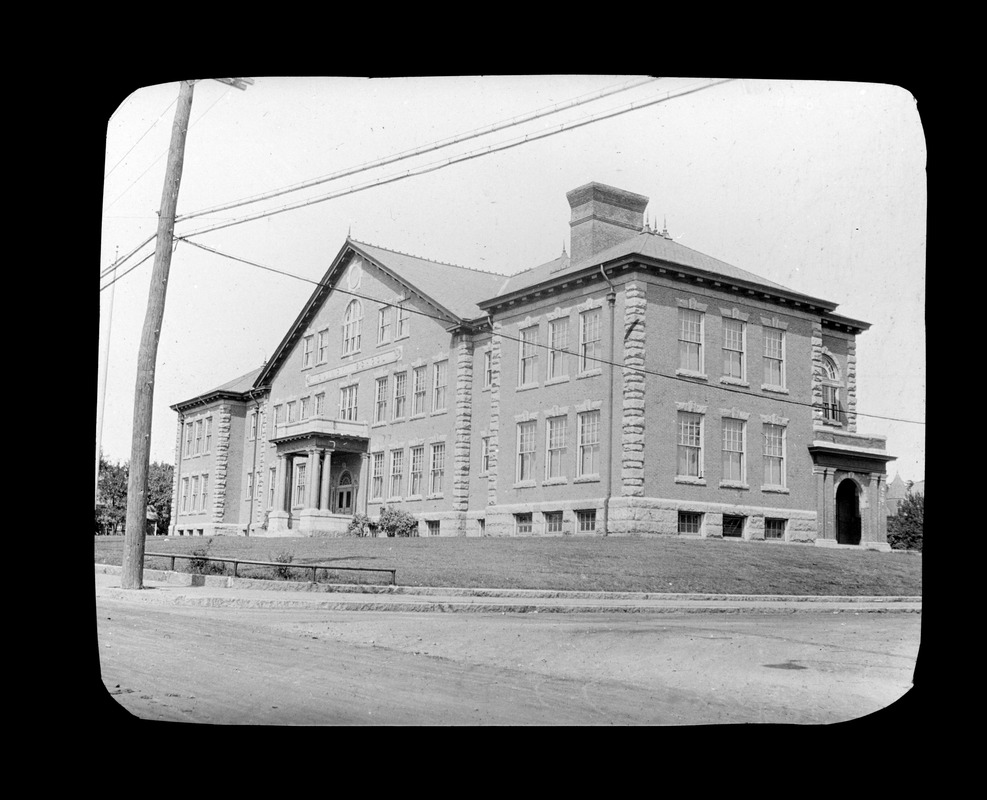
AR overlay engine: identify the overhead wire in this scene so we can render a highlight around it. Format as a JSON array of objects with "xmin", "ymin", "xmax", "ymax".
[{"xmin": 175, "ymin": 237, "xmax": 925, "ymax": 427}]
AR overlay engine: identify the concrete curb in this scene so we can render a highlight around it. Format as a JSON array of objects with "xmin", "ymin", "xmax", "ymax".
[{"xmin": 94, "ymin": 564, "xmax": 921, "ymax": 614}]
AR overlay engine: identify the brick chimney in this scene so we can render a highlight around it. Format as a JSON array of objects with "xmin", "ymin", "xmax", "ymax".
[{"xmin": 566, "ymin": 182, "xmax": 649, "ymax": 265}]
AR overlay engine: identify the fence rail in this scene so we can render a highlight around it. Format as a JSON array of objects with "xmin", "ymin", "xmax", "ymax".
[{"xmin": 144, "ymin": 551, "xmax": 396, "ymax": 586}]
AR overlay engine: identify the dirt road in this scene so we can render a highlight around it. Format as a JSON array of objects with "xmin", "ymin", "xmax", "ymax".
[{"xmin": 96, "ymin": 594, "xmax": 921, "ymax": 725}]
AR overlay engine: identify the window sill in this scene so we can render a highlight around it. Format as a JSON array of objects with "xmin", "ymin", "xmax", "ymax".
[
  {"xmin": 762, "ymin": 384, "xmax": 789, "ymax": 394},
  {"xmin": 719, "ymin": 377, "xmax": 749, "ymax": 388},
  {"xmin": 376, "ymin": 340, "xmax": 392, "ymax": 348},
  {"xmin": 819, "ymin": 419, "xmax": 844, "ymax": 428},
  {"xmin": 675, "ymin": 476, "xmax": 707, "ymax": 486},
  {"xmin": 405, "ymin": 494, "xmax": 423, "ymax": 502},
  {"xmin": 385, "ymin": 496, "xmax": 403, "ymax": 503},
  {"xmin": 544, "ymin": 375, "xmax": 570, "ymax": 387},
  {"xmin": 513, "ymin": 480, "xmax": 537, "ymax": 489},
  {"xmin": 340, "ymin": 350, "xmax": 362, "ymax": 359},
  {"xmin": 719, "ymin": 481, "xmax": 749, "ymax": 490},
  {"xmin": 430, "ymin": 409, "xmax": 448, "ymax": 417},
  {"xmin": 481, "ymin": 386, "xmax": 491, "ymax": 393},
  {"xmin": 573, "ymin": 475, "xmax": 600, "ymax": 484},
  {"xmin": 676, "ymin": 369, "xmax": 708, "ymax": 381},
  {"xmin": 516, "ymin": 383, "xmax": 541, "ymax": 392},
  {"xmin": 543, "ymin": 477, "xmax": 568, "ymax": 486},
  {"xmin": 395, "ymin": 334, "xmax": 410, "ymax": 342},
  {"xmin": 761, "ymin": 485, "xmax": 790, "ymax": 494},
  {"xmin": 371, "ymin": 421, "xmax": 387, "ymax": 429},
  {"xmin": 410, "ymin": 413, "xmax": 427, "ymax": 421},
  {"xmin": 425, "ymin": 493, "xmax": 445, "ymax": 500},
  {"xmin": 576, "ymin": 368, "xmax": 602, "ymax": 380}
]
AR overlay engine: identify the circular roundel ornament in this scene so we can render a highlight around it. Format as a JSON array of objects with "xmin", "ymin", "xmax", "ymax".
[{"xmin": 347, "ymin": 258, "xmax": 363, "ymax": 290}]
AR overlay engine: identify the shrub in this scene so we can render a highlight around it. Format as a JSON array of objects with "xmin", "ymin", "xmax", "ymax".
[
  {"xmin": 378, "ymin": 506, "xmax": 420, "ymax": 538},
  {"xmin": 271, "ymin": 550, "xmax": 294, "ymax": 580},
  {"xmin": 188, "ymin": 544, "xmax": 211, "ymax": 574},
  {"xmin": 347, "ymin": 514, "xmax": 371, "ymax": 537},
  {"xmin": 887, "ymin": 490, "xmax": 923, "ymax": 551}
]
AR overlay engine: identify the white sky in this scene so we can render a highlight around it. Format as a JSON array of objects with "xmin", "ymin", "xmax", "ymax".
[{"xmin": 98, "ymin": 75, "xmax": 926, "ymax": 481}]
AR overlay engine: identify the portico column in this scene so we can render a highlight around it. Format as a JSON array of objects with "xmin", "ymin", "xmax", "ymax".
[
  {"xmin": 320, "ymin": 449, "xmax": 332, "ymax": 510},
  {"xmin": 354, "ymin": 452, "xmax": 369, "ymax": 516},
  {"xmin": 306, "ymin": 449, "xmax": 319, "ymax": 509},
  {"xmin": 274, "ymin": 454, "xmax": 287, "ymax": 512}
]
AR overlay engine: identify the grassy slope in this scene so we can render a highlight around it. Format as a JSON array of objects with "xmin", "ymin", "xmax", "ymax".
[{"xmin": 93, "ymin": 535, "xmax": 922, "ymax": 596}]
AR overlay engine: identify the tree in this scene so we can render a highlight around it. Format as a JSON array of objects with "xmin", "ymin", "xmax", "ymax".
[
  {"xmin": 147, "ymin": 461, "xmax": 174, "ymax": 534},
  {"xmin": 887, "ymin": 490, "xmax": 923, "ymax": 551},
  {"xmin": 96, "ymin": 456, "xmax": 129, "ymax": 535}
]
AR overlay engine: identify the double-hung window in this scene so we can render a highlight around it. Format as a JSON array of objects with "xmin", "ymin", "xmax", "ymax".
[
  {"xmin": 677, "ymin": 412, "xmax": 703, "ymax": 478},
  {"xmin": 293, "ymin": 463, "xmax": 307, "ymax": 507},
  {"xmin": 302, "ymin": 335, "xmax": 314, "ymax": 368},
  {"xmin": 194, "ymin": 419, "xmax": 203, "ymax": 454},
  {"xmin": 200, "ymin": 474, "xmax": 208, "ymax": 510},
  {"xmin": 679, "ymin": 308, "xmax": 704, "ymax": 373},
  {"xmin": 481, "ymin": 436, "xmax": 491, "ymax": 473},
  {"xmin": 763, "ymin": 327, "xmax": 785, "ymax": 388},
  {"xmin": 371, "ymin": 452, "xmax": 384, "ymax": 500},
  {"xmin": 317, "ymin": 330, "xmax": 329, "ymax": 364},
  {"xmin": 722, "ymin": 318, "xmax": 745, "ymax": 380},
  {"xmin": 763, "ymin": 424, "xmax": 786, "ymax": 487},
  {"xmin": 412, "ymin": 366, "xmax": 427, "ymax": 415},
  {"xmin": 374, "ymin": 376, "xmax": 388, "ymax": 423},
  {"xmin": 190, "ymin": 476, "xmax": 199, "ymax": 511},
  {"xmin": 721, "ymin": 418, "xmax": 746, "ymax": 483},
  {"xmin": 300, "ymin": 396, "xmax": 310, "ymax": 420},
  {"xmin": 342, "ymin": 299, "xmax": 363, "ymax": 355},
  {"xmin": 432, "ymin": 361, "xmax": 448, "ymax": 411},
  {"xmin": 389, "ymin": 449, "xmax": 404, "ymax": 498},
  {"xmin": 181, "ymin": 478, "xmax": 189, "ymax": 512},
  {"xmin": 287, "ymin": 401, "xmax": 297, "ymax": 423},
  {"xmin": 483, "ymin": 350, "xmax": 493, "ymax": 388},
  {"xmin": 579, "ymin": 309, "xmax": 601, "ymax": 372},
  {"xmin": 377, "ymin": 306, "xmax": 392, "ymax": 344},
  {"xmin": 204, "ymin": 417, "xmax": 212, "ymax": 452},
  {"xmin": 184, "ymin": 423, "xmax": 193, "ymax": 458},
  {"xmin": 429, "ymin": 443, "xmax": 445, "ymax": 494},
  {"xmin": 410, "ymin": 446, "xmax": 424, "ymax": 495},
  {"xmin": 517, "ymin": 421, "xmax": 536, "ymax": 482},
  {"xmin": 519, "ymin": 326, "xmax": 538, "ymax": 386},
  {"xmin": 821, "ymin": 355, "xmax": 843, "ymax": 424},
  {"xmin": 577, "ymin": 410, "xmax": 600, "ymax": 477},
  {"xmin": 315, "ymin": 393, "xmax": 325, "ymax": 417},
  {"xmin": 546, "ymin": 416, "xmax": 567, "ymax": 480},
  {"xmin": 339, "ymin": 385, "xmax": 358, "ymax": 421},
  {"xmin": 396, "ymin": 304, "xmax": 409, "ymax": 338},
  {"xmin": 548, "ymin": 318, "xmax": 568, "ymax": 380},
  {"xmin": 393, "ymin": 372, "xmax": 407, "ymax": 419}
]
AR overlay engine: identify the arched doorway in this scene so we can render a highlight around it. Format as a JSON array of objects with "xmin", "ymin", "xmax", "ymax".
[
  {"xmin": 335, "ymin": 471, "xmax": 355, "ymax": 515},
  {"xmin": 835, "ymin": 479, "xmax": 861, "ymax": 545}
]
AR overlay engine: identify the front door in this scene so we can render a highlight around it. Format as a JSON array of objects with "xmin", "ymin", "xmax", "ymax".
[
  {"xmin": 335, "ymin": 471, "xmax": 354, "ymax": 515},
  {"xmin": 835, "ymin": 479, "xmax": 861, "ymax": 545}
]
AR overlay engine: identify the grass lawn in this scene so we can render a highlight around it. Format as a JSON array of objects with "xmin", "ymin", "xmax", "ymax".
[{"xmin": 93, "ymin": 534, "xmax": 922, "ymax": 596}]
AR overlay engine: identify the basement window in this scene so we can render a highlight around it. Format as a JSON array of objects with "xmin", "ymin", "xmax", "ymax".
[
  {"xmin": 426, "ymin": 520, "xmax": 440, "ymax": 537},
  {"xmin": 515, "ymin": 513, "xmax": 533, "ymax": 535},
  {"xmin": 576, "ymin": 509, "xmax": 597, "ymax": 532},
  {"xmin": 544, "ymin": 511, "xmax": 564, "ymax": 534},
  {"xmin": 764, "ymin": 518, "xmax": 786, "ymax": 540},
  {"xmin": 678, "ymin": 511, "xmax": 703, "ymax": 535},
  {"xmin": 722, "ymin": 514, "xmax": 745, "ymax": 538}
]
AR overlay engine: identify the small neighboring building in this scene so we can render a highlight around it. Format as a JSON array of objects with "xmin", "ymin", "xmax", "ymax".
[
  {"xmin": 170, "ymin": 181, "xmax": 895, "ymax": 548},
  {"xmin": 886, "ymin": 474, "xmax": 924, "ymax": 517}
]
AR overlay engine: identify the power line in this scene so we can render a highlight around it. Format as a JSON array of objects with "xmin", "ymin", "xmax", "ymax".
[
  {"xmin": 175, "ymin": 76, "xmax": 661, "ymax": 223},
  {"xmin": 176, "ymin": 78, "xmax": 735, "ymax": 240},
  {"xmin": 104, "ymin": 95, "xmax": 177, "ymax": 179},
  {"xmin": 177, "ymin": 237, "xmax": 925, "ymax": 428}
]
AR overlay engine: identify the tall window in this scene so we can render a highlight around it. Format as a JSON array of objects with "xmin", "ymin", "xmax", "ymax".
[
  {"xmin": 433, "ymin": 360, "xmax": 448, "ymax": 411},
  {"xmin": 273, "ymin": 405, "xmax": 283, "ymax": 426},
  {"xmin": 246, "ymin": 471, "xmax": 255, "ymax": 500},
  {"xmin": 190, "ymin": 476, "xmax": 199, "ymax": 511},
  {"xmin": 546, "ymin": 416, "xmax": 567, "ymax": 479},
  {"xmin": 389, "ymin": 449, "xmax": 404, "ymax": 497},
  {"xmin": 317, "ymin": 329, "xmax": 329, "ymax": 364},
  {"xmin": 722, "ymin": 418, "xmax": 746, "ymax": 482},
  {"xmin": 194, "ymin": 419, "xmax": 203, "ymax": 454},
  {"xmin": 722, "ymin": 318, "xmax": 745, "ymax": 380},
  {"xmin": 579, "ymin": 309, "xmax": 601, "ymax": 372},
  {"xmin": 429, "ymin": 443, "xmax": 445, "ymax": 494},
  {"xmin": 763, "ymin": 327, "xmax": 785, "ymax": 387},
  {"xmin": 821, "ymin": 355, "xmax": 842, "ymax": 423},
  {"xmin": 339, "ymin": 385, "xmax": 358, "ymax": 421},
  {"xmin": 302, "ymin": 335, "xmax": 314, "ymax": 368},
  {"xmin": 517, "ymin": 421, "xmax": 536, "ymax": 481},
  {"xmin": 377, "ymin": 305, "xmax": 392, "ymax": 344},
  {"xmin": 268, "ymin": 467, "xmax": 276, "ymax": 509},
  {"xmin": 315, "ymin": 393, "xmax": 325, "ymax": 417},
  {"xmin": 204, "ymin": 417, "xmax": 212, "ymax": 452},
  {"xmin": 577, "ymin": 410, "xmax": 600, "ymax": 477},
  {"xmin": 393, "ymin": 371, "xmax": 407, "ymax": 419},
  {"xmin": 483, "ymin": 350, "xmax": 493, "ymax": 388},
  {"xmin": 371, "ymin": 452, "xmax": 384, "ymax": 500},
  {"xmin": 200, "ymin": 474, "xmax": 208, "ymax": 510},
  {"xmin": 287, "ymin": 401, "xmax": 297, "ymax": 423},
  {"xmin": 679, "ymin": 308, "xmax": 704, "ymax": 372},
  {"xmin": 410, "ymin": 446, "xmax": 425, "ymax": 495},
  {"xmin": 519, "ymin": 326, "xmax": 538, "ymax": 386},
  {"xmin": 293, "ymin": 463, "xmax": 307, "ymax": 506},
  {"xmin": 396, "ymin": 304, "xmax": 409, "ymax": 338},
  {"xmin": 481, "ymin": 436, "xmax": 491, "ymax": 473},
  {"xmin": 763, "ymin": 424, "xmax": 786, "ymax": 487},
  {"xmin": 548, "ymin": 318, "xmax": 568, "ymax": 380},
  {"xmin": 374, "ymin": 376, "xmax": 388, "ymax": 423},
  {"xmin": 342, "ymin": 299, "xmax": 363, "ymax": 355},
  {"xmin": 300, "ymin": 396, "xmax": 310, "ymax": 420},
  {"xmin": 180, "ymin": 477, "xmax": 189, "ymax": 512},
  {"xmin": 677, "ymin": 412, "xmax": 703, "ymax": 478},
  {"xmin": 184, "ymin": 422, "xmax": 193, "ymax": 457},
  {"xmin": 413, "ymin": 366, "xmax": 427, "ymax": 415}
]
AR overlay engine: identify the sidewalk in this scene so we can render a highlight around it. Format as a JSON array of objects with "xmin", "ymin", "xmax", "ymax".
[{"xmin": 95, "ymin": 564, "xmax": 922, "ymax": 615}]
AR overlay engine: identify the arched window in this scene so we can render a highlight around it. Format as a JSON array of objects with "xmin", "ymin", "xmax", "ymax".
[
  {"xmin": 821, "ymin": 354, "xmax": 843, "ymax": 424},
  {"xmin": 342, "ymin": 299, "xmax": 363, "ymax": 354}
]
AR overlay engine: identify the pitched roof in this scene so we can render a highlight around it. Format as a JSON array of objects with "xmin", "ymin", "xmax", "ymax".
[
  {"xmin": 171, "ymin": 366, "xmax": 263, "ymax": 410},
  {"xmin": 495, "ymin": 229, "xmax": 803, "ymax": 299},
  {"xmin": 352, "ymin": 240, "xmax": 507, "ymax": 320}
]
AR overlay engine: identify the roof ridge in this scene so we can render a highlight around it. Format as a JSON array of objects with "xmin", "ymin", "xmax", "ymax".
[{"xmin": 351, "ymin": 238, "xmax": 509, "ymax": 279}]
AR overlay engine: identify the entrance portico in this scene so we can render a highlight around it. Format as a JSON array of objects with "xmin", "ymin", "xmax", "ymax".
[{"xmin": 266, "ymin": 422, "xmax": 369, "ymax": 537}]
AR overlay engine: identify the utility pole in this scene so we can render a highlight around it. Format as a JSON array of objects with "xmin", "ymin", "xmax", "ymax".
[
  {"xmin": 120, "ymin": 80, "xmax": 195, "ymax": 589},
  {"xmin": 120, "ymin": 78, "xmax": 252, "ymax": 590}
]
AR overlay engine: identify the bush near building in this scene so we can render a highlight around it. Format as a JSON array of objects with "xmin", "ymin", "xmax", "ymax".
[{"xmin": 887, "ymin": 491, "xmax": 923, "ymax": 551}]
